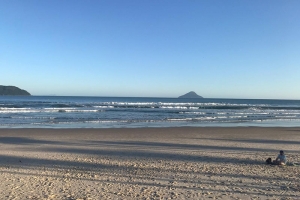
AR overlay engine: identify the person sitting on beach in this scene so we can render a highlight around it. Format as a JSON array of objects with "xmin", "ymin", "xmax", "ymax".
[{"xmin": 273, "ymin": 150, "xmax": 287, "ymax": 165}]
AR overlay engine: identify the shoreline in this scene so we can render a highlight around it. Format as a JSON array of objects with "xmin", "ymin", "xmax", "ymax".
[
  {"xmin": 1, "ymin": 124, "xmax": 300, "ymax": 129},
  {"xmin": 0, "ymin": 127, "xmax": 299, "ymax": 199},
  {"xmin": 1, "ymin": 119, "xmax": 300, "ymax": 129}
]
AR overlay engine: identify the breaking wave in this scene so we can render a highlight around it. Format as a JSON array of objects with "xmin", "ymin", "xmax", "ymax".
[{"xmin": 0, "ymin": 96, "xmax": 300, "ymax": 128}]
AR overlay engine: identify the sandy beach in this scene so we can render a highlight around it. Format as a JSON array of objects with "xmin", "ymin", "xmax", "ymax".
[{"xmin": 0, "ymin": 127, "xmax": 299, "ymax": 200}]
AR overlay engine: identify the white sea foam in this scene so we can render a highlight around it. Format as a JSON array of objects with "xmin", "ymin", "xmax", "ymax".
[
  {"xmin": 167, "ymin": 118, "xmax": 192, "ymax": 121},
  {"xmin": 87, "ymin": 120, "xmax": 128, "ymax": 123},
  {"xmin": 64, "ymin": 109, "xmax": 99, "ymax": 113},
  {"xmin": 11, "ymin": 116, "xmax": 55, "ymax": 119},
  {"xmin": 229, "ymin": 116, "xmax": 244, "ymax": 118},
  {"xmin": 0, "ymin": 109, "xmax": 40, "ymax": 113},
  {"xmin": 179, "ymin": 112, "xmax": 206, "ymax": 114},
  {"xmin": 97, "ymin": 102, "xmax": 261, "ymax": 107},
  {"xmin": 45, "ymin": 108, "xmax": 76, "ymax": 110},
  {"xmin": 93, "ymin": 106, "xmax": 114, "ymax": 108},
  {"xmin": 161, "ymin": 106, "xmax": 188, "ymax": 109},
  {"xmin": 160, "ymin": 106, "xmax": 200, "ymax": 110},
  {"xmin": 275, "ymin": 115, "xmax": 296, "ymax": 118}
]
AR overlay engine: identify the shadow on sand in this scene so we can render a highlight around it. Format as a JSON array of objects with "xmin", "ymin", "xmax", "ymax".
[{"xmin": 0, "ymin": 135, "xmax": 299, "ymax": 198}]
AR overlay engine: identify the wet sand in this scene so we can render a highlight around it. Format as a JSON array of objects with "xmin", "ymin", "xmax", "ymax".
[{"xmin": 0, "ymin": 127, "xmax": 299, "ymax": 199}]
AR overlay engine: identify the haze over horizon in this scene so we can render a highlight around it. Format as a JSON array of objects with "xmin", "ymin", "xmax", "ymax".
[{"xmin": 1, "ymin": 1, "xmax": 299, "ymax": 99}]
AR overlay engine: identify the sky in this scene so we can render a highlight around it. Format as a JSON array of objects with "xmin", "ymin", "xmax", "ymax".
[{"xmin": 1, "ymin": 0, "xmax": 300, "ymax": 99}]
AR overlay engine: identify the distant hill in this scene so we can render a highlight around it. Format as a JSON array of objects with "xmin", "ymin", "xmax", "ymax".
[
  {"xmin": 178, "ymin": 91, "xmax": 203, "ymax": 98},
  {"xmin": 0, "ymin": 85, "xmax": 31, "ymax": 96}
]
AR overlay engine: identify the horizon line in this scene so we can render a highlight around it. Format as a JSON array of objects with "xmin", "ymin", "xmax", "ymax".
[{"xmin": 25, "ymin": 95, "xmax": 300, "ymax": 101}]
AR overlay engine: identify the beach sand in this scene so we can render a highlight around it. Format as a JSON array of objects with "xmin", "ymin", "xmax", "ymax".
[{"xmin": 0, "ymin": 127, "xmax": 299, "ymax": 200}]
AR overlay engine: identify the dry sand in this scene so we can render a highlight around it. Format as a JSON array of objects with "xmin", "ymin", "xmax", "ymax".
[{"xmin": 0, "ymin": 127, "xmax": 299, "ymax": 200}]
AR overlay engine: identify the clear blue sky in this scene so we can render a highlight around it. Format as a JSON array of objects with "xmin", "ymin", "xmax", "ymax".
[{"xmin": 1, "ymin": 0, "xmax": 299, "ymax": 99}]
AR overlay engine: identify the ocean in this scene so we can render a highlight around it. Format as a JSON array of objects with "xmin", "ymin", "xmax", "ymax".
[{"xmin": 0, "ymin": 96, "xmax": 300, "ymax": 128}]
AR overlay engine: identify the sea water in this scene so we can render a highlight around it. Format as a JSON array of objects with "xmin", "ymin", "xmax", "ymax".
[{"xmin": 0, "ymin": 96, "xmax": 300, "ymax": 128}]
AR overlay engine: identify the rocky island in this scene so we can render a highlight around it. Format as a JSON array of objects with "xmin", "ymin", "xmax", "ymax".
[
  {"xmin": 178, "ymin": 91, "xmax": 203, "ymax": 98},
  {"xmin": 0, "ymin": 85, "xmax": 31, "ymax": 96}
]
